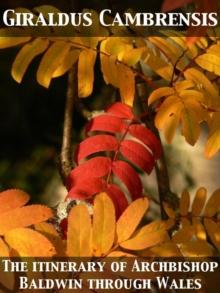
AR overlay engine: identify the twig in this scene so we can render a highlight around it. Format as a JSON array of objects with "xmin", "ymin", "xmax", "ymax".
[
  {"xmin": 136, "ymin": 81, "xmax": 178, "ymax": 220},
  {"xmin": 170, "ymin": 49, "xmax": 188, "ymax": 86},
  {"xmin": 59, "ymin": 65, "xmax": 78, "ymax": 185},
  {"xmin": 68, "ymin": 40, "xmax": 156, "ymax": 89}
]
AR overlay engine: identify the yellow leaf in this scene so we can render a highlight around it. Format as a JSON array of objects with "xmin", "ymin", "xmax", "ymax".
[
  {"xmin": 78, "ymin": 49, "xmax": 97, "ymax": 97},
  {"xmin": 0, "ymin": 189, "xmax": 29, "ymax": 214},
  {"xmin": 180, "ymin": 190, "xmax": 190, "ymax": 216},
  {"xmin": 192, "ymin": 187, "xmax": 207, "ymax": 216},
  {"xmin": 179, "ymin": 240, "xmax": 213, "ymax": 257},
  {"xmin": 123, "ymin": 47, "xmax": 144, "ymax": 66},
  {"xmin": 155, "ymin": 96, "xmax": 181, "ymax": 130},
  {"xmin": 37, "ymin": 41, "xmax": 71, "ymax": 88},
  {"xmin": 100, "ymin": 40, "xmax": 119, "ymax": 87},
  {"xmin": 120, "ymin": 221, "xmax": 167, "ymax": 250},
  {"xmin": 12, "ymin": 38, "xmax": 49, "ymax": 83},
  {"xmin": 196, "ymin": 37, "xmax": 208, "ymax": 49},
  {"xmin": 154, "ymin": 89, "xmax": 204, "ymax": 145},
  {"xmin": 104, "ymin": 38, "xmax": 131, "ymax": 61},
  {"xmin": 163, "ymin": 113, "xmax": 180, "ymax": 143},
  {"xmin": 205, "ymin": 113, "xmax": 220, "ymax": 158},
  {"xmin": 161, "ymin": 30, "xmax": 198, "ymax": 59},
  {"xmin": 117, "ymin": 198, "xmax": 149, "ymax": 243},
  {"xmin": 92, "ymin": 193, "xmax": 115, "ymax": 257},
  {"xmin": 142, "ymin": 45, "xmax": 173, "ymax": 81},
  {"xmin": 196, "ymin": 53, "xmax": 220, "ymax": 76},
  {"xmin": 180, "ymin": 89, "xmax": 204, "ymax": 102},
  {"xmin": 204, "ymin": 219, "xmax": 220, "ymax": 252},
  {"xmin": 118, "ymin": 63, "xmax": 135, "ymax": 106},
  {"xmin": 148, "ymin": 87, "xmax": 175, "ymax": 105},
  {"xmin": 0, "ymin": 205, "xmax": 53, "ymax": 235},
  {"xmin": 184, "ymin": 68, "xmax": 220, "ymax": 107},
  {"xmin": 0, "ymin": 28, "xmax": 31, "ymax": 48},
  {"xmin": 53, "ymin": 49, "xmax": 80, "ymax": 78},
  {"xmin": 174, "ymin": 80, "xmax": 195, "ymax": 92},
  {"xmin": 181, "ymin": 107, "xmax": 201, "ymax": 145},
  {"xmin": 149, "ymin": 37, "xmax": 187, "ymax": 70},
  {"xmin": 67, "ymin": 204, "xmax": 92, "ymax": 257},
  {"xmin": 205, "ymin": 129, "xmax": 220, "ymax": 158},
  {"xmin": 4, "ymin": 228, "xmax": 56, "ymax": 257},
  {"xmin": 204, "ymin": 189, "xmax": 220, "ymax": 217}
]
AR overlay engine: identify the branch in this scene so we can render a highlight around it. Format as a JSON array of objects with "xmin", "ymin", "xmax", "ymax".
[
  {"xmin": 59, "ymin": 65, "xmax": 78, "ymax": 186},
  {"xmin": 136, "ymin": 82, "xmax": 178, "ymax": 220}
]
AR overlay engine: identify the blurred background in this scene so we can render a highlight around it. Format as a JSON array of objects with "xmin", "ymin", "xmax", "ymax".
[{"xmin": 0, "ymin": 0, "xmax": 220, "ymax": 208}]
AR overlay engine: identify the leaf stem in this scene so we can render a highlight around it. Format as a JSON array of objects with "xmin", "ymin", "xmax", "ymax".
[{"xmin": 59, "ymin": 65, "xmax": 78, "ymax": 186}]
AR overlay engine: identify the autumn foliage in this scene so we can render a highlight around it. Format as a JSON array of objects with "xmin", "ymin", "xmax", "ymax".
[
  {"xmin": 1, "ymin": 1, "xmax": 220, "ymax": 287},
  {"xmin": 67, "ymin": 102, "xmax": 162, "ymax": 216},
  {"xmin": 1, "ymin": 188, "xmax": 220, "ymax": 259}
]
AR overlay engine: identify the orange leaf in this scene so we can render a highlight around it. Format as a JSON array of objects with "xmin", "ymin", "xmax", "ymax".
[
  {"xmin": 163, "ymin": 202, "xmax": 176, "ymax": 219},
  {"xmin": 118, "ymin": 63, "xmax": 135, "ymax": 106},
  {"xmin": 192, "ymin": 218, "xmax": 206, "ymax": 241},
  {"xmin": 192, "ymin": 187, "xmax": 207, "ymax": 216},
  {"xmin": 107, "ymin": 250, "xmax": 135, "ymax": 257},
  {"xmin": 179, "ymin": 240, "xmax": 213, "ymax": 257},
  {"xmin": 180, "ymin": 190, "xmax": 190, "ymax": 216},
  {"xmin": 149, "ymin": 242, "xmax": 182, "ymax": 257},
  {"xmin": 0, "ymin": 237, "xmax": 9, "ymax": 257},
  {"xmin": 172, "ymin": 218, "xmax": 194, "ymax": 243},
  {"xmin": 67, "ymin": 204, "xmax": 92, "ymax": 257},
  {"xmin": 204, "ymin": 189, "xmax": 220, "ymax": 217},
  {"xmin": 0, "ymin": 239, "xmax": 15, "ymax": 290},
  {"xmin": 116, "ymin": 198, "xmax": 149, "ymax": 243},
  {"xmin": 35, "ymin": 222, "xmax": 65, "ymax": 256},
  {"xmin": 92, "ymin": 193, "xmax": 115, "ymax": 257},
  {"xmin": 0, "ymin": 189, "xmax": 29, "ymax": 214},
  {"xmin": 120, "ymin": 221, "xmax": 167, "ymax": 250},
  {"xmin": 4, "ymin": 228, "xmax": 56, "ymax": 257},
  {"xmin": 204, "ymin": 218, "xmax": 220, "ymax": 252},
  {"xmin": 0, "ymin": 205, "xmax": 53, "ymax": 235}
]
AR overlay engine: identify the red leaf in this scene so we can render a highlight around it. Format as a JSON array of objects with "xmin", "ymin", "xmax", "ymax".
[
  {"xmin": 129, "ymin": 124, "xmax": 162, "ymax": 159},
  {"xmin": 68, "ymin": 178, "xmax": 105, "ymax": 200},
  {"xmin": 120, "ymin": 140, "xmax": 155, "ymax": 174},
  {"xmin": 75, "ymin": 135, "xmax": 118, "ymax": 164},
  {"xmin": 162, "ymin": 0, "xmax": 193, "ymax": 11},
  {"xmin": 85, "ymin": 114, "xmax": 125, "ymax": 134},
  {"xmin": 67, "ymin": 157, "xmax": 111, "ymax": 189},
  {"xmin": 106, "ymin": 184, "xmax": 129, "ymax": 218},
  {"xmin": 112, "ymin": 160, "xmax": 142, "ymax": 200},
  {"xmin": 106, "ymin": 102, "xmax": 134, "ymax": 120}
]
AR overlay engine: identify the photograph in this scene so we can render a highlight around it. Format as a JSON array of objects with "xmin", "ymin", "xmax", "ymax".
[{"xmin": 0, "ymin": 0, "xmax": 220, "ymax": 291}]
